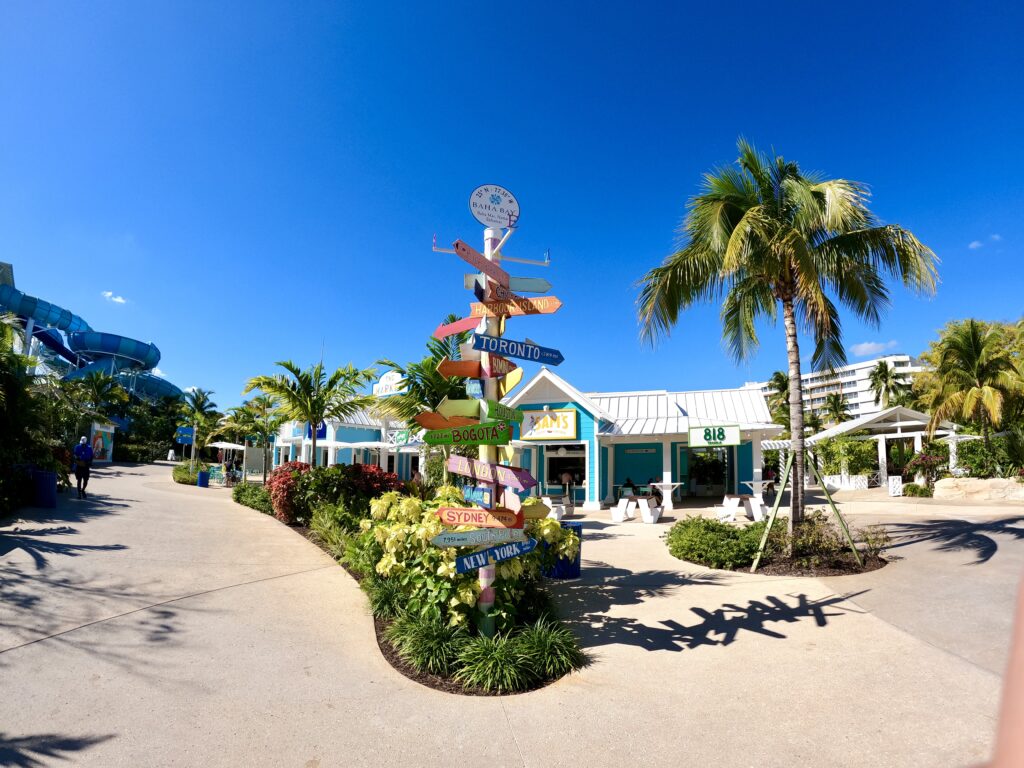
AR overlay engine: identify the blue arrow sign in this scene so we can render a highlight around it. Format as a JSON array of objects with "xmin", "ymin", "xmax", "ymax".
[
  {"xmin": 471, "ymin": 334, "xmax": 564, "ymax": 366},
  {"xmin": 466, "ymin": 379, "xmax": 483, "ymax": 399},
  {"xmin": 464, "ymin": 485, "xmax": 494, "ymax": 509},
  {"xmin": 455, "ymin": 538, "xmax": 538, "ymax": 574},
  {"xmin": 509, "ymin": 276, "xmax": 551, "ymax": 294}
]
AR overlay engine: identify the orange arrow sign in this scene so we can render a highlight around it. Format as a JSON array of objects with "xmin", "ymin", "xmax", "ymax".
[
  {"xmin": 414, "ymin": 412, "xmax": 478, "ymax": 430},
  {"xmin": 453, "ymin": 240, "xmax": 510, "ymax": 288},
  {"xmin": 470, "ymin": 296, "xmax": 563, "ymax": 318},
  {"xmin": 436, "ymin": 506, "xmax": 524, "ymax": 529},
  {"xmin": 436, "ymin": 356, "xmax": 482, "ymax": 379}
]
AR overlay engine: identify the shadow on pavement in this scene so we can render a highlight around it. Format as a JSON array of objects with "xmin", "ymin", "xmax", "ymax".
[
  {"xmin": 887, "ymin": 516, "xmax": 1024, "ymax": 564},
  {"xmin": 0, "ymin": 527, "xmax": 127, "ymax": 571},
  {"xmin": 0, "ymin": 731, "xmax": 114, "ymax": 767}
]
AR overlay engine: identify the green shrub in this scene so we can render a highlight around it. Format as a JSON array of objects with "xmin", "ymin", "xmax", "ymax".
[
  {"xmin": 310, "ymin": 502, "xmax": 350, "ymax": 557},
  {"xmin": 513, "ymin": 616, "xmax": 587, "ymax": 679},
  {"xmin": 296, "ymin": 463, "xmax": 404, "ymax": 527},
  {"xmin": 232, "ymin": 483, "xmax": 273, "ymax": 514},
  {"xmin": 385, "ymin": 613, "xmax": 468, "ymax": 677},
  {"xmin": 362, "ymin": 575, "xmax": 404, "ymax": 619},
  {"xmin": 902, "ymin": 482, "xmax": 933, "ymax": 497},
  {"xmin": 666, "ymin": 516, "xmax": 778, "ymax": 569},
  {"xmin": 341, "ymin": 527, "xmax": 383, "ymax": 578},
  {"xmin": 857, "ymin": 524, "xmax": 891, "ymax": 558},
  {"xmin": 957, "ymin": 437, "xmax": 1015, "ymax": 479},
  {"xmin": 454, "ymin": 634, "xmax": 534, "ymax": 692},
  {"xmin": 815, "ymin": 434, "xmax": 877, "ymax": 476},
  {"xmin": 172, "ymin": 461, "xmax": 208, "ymax": 485},
  {"xmin": 790, "ymin": 510, "xmax": 844, "ymax": 568}
]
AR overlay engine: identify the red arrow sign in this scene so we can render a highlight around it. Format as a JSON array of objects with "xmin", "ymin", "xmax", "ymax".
[
  {"xmin": 482, "ymin": 353, "xmax": 518, "ymax": 379},
  {"xmin": 436, "ymin": 506, "xmax": 524, "ymax": 529},
  {"xmin": 433, "ymin": 315, "xmax": 480, "ymax": 340},
  {"xmin": 470, "ymin": 296, "xmax": 563, "ymax": 318},
  {"xmin": 453, "ymin": 240, "xmax": 510, "ymax": 288},
  {"xmin": 436, "ymin": 356, "xmax": 482, "ymax": 379},
  {"xmin": 414, "ymin": 412, "xmax": 478, "ymax": 430}
]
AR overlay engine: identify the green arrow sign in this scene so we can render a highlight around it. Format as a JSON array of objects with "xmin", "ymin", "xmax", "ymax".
[
  {"xmin": 482, "ymin": 400, "xmax": 523, "ymax": 423},
  {"xmin": 422, "ymin": 421, "xmax": 511, "ymax": 447}
]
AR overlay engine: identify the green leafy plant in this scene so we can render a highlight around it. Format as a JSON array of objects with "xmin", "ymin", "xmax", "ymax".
[
  {"xmin": 790, "ymin": 510, "xmax": 844, "ymax": 568},
  {"xmin": 857, "ymin": 524, "xmax": 891, "ymax": 559},
  {"xmin": 666, "ymin": 516, "xmax": 778, "ymax": 569},
  {"xmin": 902, "ymin": 482, "xmax": 933, "ymax": 497},
  {"xmin": 266, "ymin": 461, "xmax": 311, "ymax": 524},
  {"xmin": 362, "ymin": 575, "xmax": 405, "ymax": 620},
  {"xmin": 454, "ymin": 634, "xmax": 534, "ymax": 692},
  {"xmin": 513, "ymin": 616, "xmax": 587, "ymax": 679},
  {"xmin": 172, "ymin": 461, "xmax": 209, "ymax": 485},
  {"xmin": 232, "ymin": 483, "xmax": 273, "ymax": 514},
  {"xmin": 384, "ymin": 613, "xmax": 468, "ymax": 677}
]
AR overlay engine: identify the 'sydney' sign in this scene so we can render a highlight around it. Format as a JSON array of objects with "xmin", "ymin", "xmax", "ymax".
[{"xmin": 436, "ymin": 506, "xmax": 524, "ymax": 529}]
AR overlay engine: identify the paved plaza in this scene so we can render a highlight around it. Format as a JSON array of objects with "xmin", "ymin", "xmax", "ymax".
[{"xmin": 2, "ymin": 463, "xmax": 1021, "ymax": 767}]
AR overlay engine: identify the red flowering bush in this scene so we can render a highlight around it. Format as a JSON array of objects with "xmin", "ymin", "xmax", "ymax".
[
  {"xmin": 296, "ymin": 463, "xmax": 405, "ymax": 530},
  {"xmin": 267, "ymin": 461, "xmax": 311, "ymax": 524}
]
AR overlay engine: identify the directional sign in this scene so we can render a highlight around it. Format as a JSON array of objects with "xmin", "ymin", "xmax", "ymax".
[
  {"xmin": 437, "ymin": 398, "xmax": 480, "ymax": 419},
  {"xmin": 453, "ymin": 240, "xmax": 510, "ymax": 288},
  {"xmin": 373, "ymin": 370, "xmax": 407, "ymax": 397},
  {"xmin": 466, "ymin": 274, "xmax": 551, "ymax": 295},
  {"xmin": 497, "ymin": 367, "xmax": 524, "ymax": 398},
  {"xmin": 175, "ymin": 436, "xmax": 193, "ymax": 445},
  {"xmin": 175, "ymin": 426, "xmax": 194, "ymax": 437},
  {"xmin": 481, "ymin": 400, "xmax": 523, "ymax": 423},
  {"xmin": 447, "ymin": 455, "xmax": 537, "ymax": 491},
  {"xmin": 456, "ymin": 538, "xmax": 537, "ymax": 574},
  {"xmin": 436, "ymin": 506, "xmax": 524, "ymax": 529},
  {"xmin": 472, "ymin": 334, "xmax": 564, "ymax": 366},
  {"xmin": 437, "ymin": 356, "xmax": 482, "ymax": 379},
  {"xmin": 470, "ymin": 296, "xmax": 562, "ymax": 318},
  {"xmin": 414, "ymin": 412, "xmax": 477, "ymax": 430},
  {"xmin": 431, "ymin": 528, "xmax": 527, "ymax": 548},
  {"xmin": 423, "ymin": 421, "xmax": 511, "ymax": 447},
  {"xmin": 464, "ymin": 485, "xmax": 494, "ymax": 508},
  {"xmin": 466, "ymin": 379, "xmax": 484, "ymax": 399},
  {"xmin": 481, "ymin": 353, "xmax": 517, "ymax": 379},
  {"xmin": 433, "ymin": 315, "xmax": 480, "ymax": 341}
]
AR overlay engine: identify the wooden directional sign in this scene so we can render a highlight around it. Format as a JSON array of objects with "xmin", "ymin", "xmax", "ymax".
[
  {"xmin": 497, "ymin": 367, "xmax": 524, "ymax": 399},
  {"xmin": 437, "ymin": 398, "xmax": 480, "ymax": 419},
  {"xmin": 470, "ymin": 296, "xmax": 562, "ymax": 318},
  {"xmin": 423, "ymin": 421, "xmax": 511, "ymax": 447},
  {"xmin": 437, "ymin": 356, "xmax": 482, "ymax": 379},
  {"xmin": 436, "ymin": 506, "xmax": 524, "ymax": 529},
  {"xmin": 414, "ymin": 411, "xmax": 477, "ymax": 430},
  {"xmin": 464, "ymin": 485, "xmax": 494, "ymax": 508},
  {"xmin": 465, "ymin": 274, "xmax": 552, "ymax": 295},
  {"xmin": 481, "ymin": 399, "xmax": 523, "ymax": 423},
  {"xmin": 466, "ymin": 379, "xmax": 484, "ymax": 399},
  {"xmin": 453, "ymin": 240, "xmax": 510, "ymax": 288},
  {"xmin": 431, "ymin": 528, "xmax": 527, "ymax": 548},
  {"xmin": 433, "ymin": 315, "xmax": 480, "ymax": 341},
  {"xmin": 455, "ymin": 538, "xmax": 537, "ymax": 574},
  {"xmin": 447, "ymin": 455, "xmax": 538, "ymax": 491},
  {"xmin": 481, "ymin": 353, "xmax": 518, "ymax": 379},
  {"xmin": 473, "ymin": 334, "xmax": 564, "ymax": 366}
]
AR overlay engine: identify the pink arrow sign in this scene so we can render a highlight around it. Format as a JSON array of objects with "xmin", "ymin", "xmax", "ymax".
[
  {"xmin": 433, "ymin": 315, "xmax": 480, "ymax": 341},
  {"xmin": 453, "ymin": 240, "xmax": 510, "ymax": 288},
  {"xmin": 482, "ymin": 353, "xmax": 518, "ymax": 379},
  {"xmin": 447, "ymin": 455, "xmax": 538, "ymax": 492}
]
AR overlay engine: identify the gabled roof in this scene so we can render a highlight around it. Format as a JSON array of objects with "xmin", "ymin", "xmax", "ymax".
[
  {"xmin": 504, "ymin": 367, "xmax": 615, "ymax": 421},
  {"xmin": 805, "ymin": 405, "xmax": 956, "ymax": 444}
]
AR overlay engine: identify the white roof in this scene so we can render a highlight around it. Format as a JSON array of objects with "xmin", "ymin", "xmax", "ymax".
[{"xmin": 762, "ymin": 406, "xmax": 958, "ymax": 450}]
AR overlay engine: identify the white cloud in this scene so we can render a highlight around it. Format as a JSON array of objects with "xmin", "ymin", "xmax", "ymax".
[
  {"xmin": 968, "ymin": 240, "xmax": 983, "ymax": 250},
  {"xmin": 101, "ymin": 290, "xmax": 128, "ymax": 304},
  {"xmin": 184, "ymin": 385, "xmax": 198, "ymax": 393},
  {"xmin": 152, "ymin": 368, "xmax": 166, "ymax": 377},
  {"xmin": 991, "ymin": 234, "xmax": 1002, "ymax": 241},
  {"xmin": 851, "ymin": 340, "xmax": 898, "ymax": 357}
]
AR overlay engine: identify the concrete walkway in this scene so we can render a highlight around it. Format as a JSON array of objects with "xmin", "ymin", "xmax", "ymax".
[{"xmin": 0, "ymin": 464, "xmax": 1012, "ymax": 766}]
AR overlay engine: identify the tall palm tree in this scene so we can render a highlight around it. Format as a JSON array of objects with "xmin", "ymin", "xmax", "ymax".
[
  {"xmin": 244, "ymin": 361, "xmax": 375, "ymax": 467},
  {"xmin": 79, "ymin": 371, "xmax": 129, "ymax": 416},
  {"xmin": 929, "ymin": 320, "xmax": 1021, "ymax": 445},
  {"xmin": 637, "ymin": 139, "xmax": 937, "ymax": 525},
  {"xmin": 765, "ymin": 370, "xmax": 790, "ymax": 427},
  {"xmin": 215, "ymin": 395, "xmax": 285, "ymax": 484},
  {"xmin": 181, "ymin": 387, "xmax": 219, "ymax": 457},
  {"xmin": 803, "ymin": 409, "xmax": 823, "ymax": 435},
  {"xmin": 868, "ymin": 360, "xmax": 910, "ymax": 408},
  {"xmin": 822, "ymin": 392, "xmax": 851, "ymax": 425}
]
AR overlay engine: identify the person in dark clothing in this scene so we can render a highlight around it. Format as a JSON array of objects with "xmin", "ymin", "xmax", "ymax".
[{"xmin": 73, "ymin": 436, "xmax": 94, "ymax": 499}]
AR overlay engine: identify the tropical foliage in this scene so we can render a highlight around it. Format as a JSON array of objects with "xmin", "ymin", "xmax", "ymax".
[
  {"xmin": 636, "ymin": 139, "xmax": 937, "ymax": 524},
  {"xmin": 868, "ymin": 360, "xmax": 911, "ymax": 408},
  {"xmin": 821, "ymin": 392, "xmax": 851, "ymax": 425}
]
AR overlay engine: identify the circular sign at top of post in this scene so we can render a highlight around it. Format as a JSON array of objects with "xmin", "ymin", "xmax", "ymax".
[{"xmin": 469, "ymin": 185, "xmax": 520, "ymax": 229}]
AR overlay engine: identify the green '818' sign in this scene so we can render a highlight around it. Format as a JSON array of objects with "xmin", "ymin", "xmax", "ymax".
[{"xmin": 689, "ymin": 425, "xmax": 741, "ymax": 448}]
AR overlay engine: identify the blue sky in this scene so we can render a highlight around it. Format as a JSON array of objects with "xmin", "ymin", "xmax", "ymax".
[{"xmin": 2, "ymin": 2, "xmax": 1021, "ymax": 411}]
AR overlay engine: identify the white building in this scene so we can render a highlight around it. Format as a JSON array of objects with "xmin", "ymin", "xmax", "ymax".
[{"xmin": 745, "ymin": 354, "xmax": 923, "ymax": 421}]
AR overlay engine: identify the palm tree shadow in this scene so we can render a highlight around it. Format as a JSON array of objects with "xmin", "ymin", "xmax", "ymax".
[
  {"xmin": 0, "ymin": 527, "xmax": 128, "ymax": 570},
  {"xmin": 887, "ymin": 516, "xmax": 1024, "ymax": 564},
  {"xmin": 0, "ymin": 731, "xmax": 114, "ymax": 767}
]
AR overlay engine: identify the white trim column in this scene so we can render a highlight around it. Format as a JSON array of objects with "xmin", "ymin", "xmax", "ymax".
[
  {"xmin": 661, "ymin": 437, "xmax": 674, "ymax": 511},
  {"xmin": 604, "ymin": 441, "xmax": 616, "ymax": 505},
  {"xmin": 877, "ymin": 436, "xmax": 888, "ymax": 484},
  {"xmin": 949, "ymin": 437, "xmax": 958, "ymax": 472},
  {"xmin": 582, "ymin": 440, "xmax": 600, "ymax": 511},
  {"xmin": 913, "ymin": 433, "xmax": 924, "ymax": 485}
]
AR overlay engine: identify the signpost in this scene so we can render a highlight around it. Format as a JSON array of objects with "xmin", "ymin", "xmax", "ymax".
[
  {"xmin": 465, "ymin": 274, "xmax": 551, "ymax": 294},
  {"xmin": 481, "ymin": 399, "xmax": 523, "ymax": 423},
  {"xmin": 468, "ymin": 184, "xmax": 520, "ymax": 230},
  {"xmin": 414, "ymin": 412, "xmax": 477, "ymax": 430},
  {"xmin": 422, "ymin": 421, "xmax": 511, "ymax": 447},
  {"xmin": 436, "ymin": 506, "xmax": 524, "ymax": 529},
  {"xmin": 497, "ymin": 366, "xmax": 524, "ymax": 398},
  {"xmin": 431, "ymin": 528, "xmax": 526, "ymax": 548},
  {"xmin": 469, "ymin": 296, "xmax": 562, "ymax": 318},
  {"xmin": 688, "ymin": 425, "xmax": 741, "ymax": 448},
  {"xmin": 454, "ymin": 240, "xmax": 510, "ymax": 288},
  {"xmin": 466, "ymin": 379, "xmax": 483, "ymax": 399},
  {"xmin": 472, "ymin": 334, "xmax": 564, "ymax": 366},
  {"xmin": 436, "ymin": 356, "xmax": 482, "ymax": 379},
  {"xmin": 436, "ymin": 398, "xmax": 481, "ymax": 419},
  {"xmin": 447, "ymin": 455, "xmax": 537, "ymax": 491},
  {"xmin": 433, "ymin": 315, "xmax": 481, "ymax": 341},
  {"xmin": 464, "ymin": 485, "xmax": 494, "ymax": 508},
  {"xmin": 455, "ymin": 539, "xmax": 537, "ymax": 574},
  {"xmin": 481, "ymin": 353, "xmax": 517, "ymax": 379},
  {"xmin": 175, "ymin": 426, "xmax": 194, "ymax": 445}
]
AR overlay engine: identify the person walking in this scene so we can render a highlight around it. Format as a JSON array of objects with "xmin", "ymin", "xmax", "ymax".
[{"xmin": 73, "ymin": 436, "xmax": 94, "ymax": 499}]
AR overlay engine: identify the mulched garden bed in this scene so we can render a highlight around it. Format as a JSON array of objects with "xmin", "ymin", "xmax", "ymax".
[{"xmin": 747, "ymin": 553, "xmax": 887, "ymax": 577}]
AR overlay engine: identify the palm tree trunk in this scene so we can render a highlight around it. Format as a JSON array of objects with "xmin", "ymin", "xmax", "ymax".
[
  {"xmin": 311, "ymin": 430, "xmax": 318, "ymax": 467},
  {"xmin": 782, "ymin": 298, "xmax": 805, "ymax": 530}
]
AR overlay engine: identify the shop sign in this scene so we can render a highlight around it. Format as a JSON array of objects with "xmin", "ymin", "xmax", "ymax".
[
  {"xmin": 689, "ymin": 425, "xmax": 741, "ymax": 447},
  {"xmin": 372, "ymin": 371, "xmax": 407, "ymax": 398},
  {"xmin": 436, "ymin": 506, "xmax": 524, "ymax": 529},
  {"xmin": 521, "ymin": 409, "xmax": 578, "ymax": 441},
  {"xmin": 468, "ymin": 184, "xmax": 520, "ymax": 230},
  {"xmin": 306, "ymin": 421, "xmax": 327, "ymax": 439},
  {"xmin": 423, "ymin": 421, "xmax": 511, "ymax": 447},
  {"xmin": 431, "ymin": 528, "xmax": 526, "ymax": 548},
  {"xmin": 455, "ymin": 538, "xmax": 537, "ymax": 574}
]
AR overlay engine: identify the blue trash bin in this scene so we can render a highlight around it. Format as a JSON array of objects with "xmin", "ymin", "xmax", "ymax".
[
  {"xmin": 32, "ymin": 469, "xmax": 58, "ymax": 508},
  {"xmin": 543, "ymin": 521, "xmax": 582, "ymax": 580},
  {"xmin": 196, "ymin": 470, "xmax": 210, "ymax": 488}
]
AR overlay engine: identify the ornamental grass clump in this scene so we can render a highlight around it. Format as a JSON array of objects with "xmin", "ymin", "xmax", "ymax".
[
  {"xmin": 385, "ymin": 613, "xmax": 468, "ymax": 677},
  {"xmin": 454, "ymin": 634, "xmax": 534, "ymax": 693},
  {"xmin": 514, "ymin": 616, "xmax": 588, "ymax": 679}
]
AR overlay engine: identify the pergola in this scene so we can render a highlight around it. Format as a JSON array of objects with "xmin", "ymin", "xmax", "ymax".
[{"xmin": 762, "ymin": 406, "xmax": 960, "ymax": 485}]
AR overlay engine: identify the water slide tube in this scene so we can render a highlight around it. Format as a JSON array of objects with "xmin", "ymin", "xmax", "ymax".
[{"xmin": 0, "ymin": 284, "xmax": 183, "ymax": 400}]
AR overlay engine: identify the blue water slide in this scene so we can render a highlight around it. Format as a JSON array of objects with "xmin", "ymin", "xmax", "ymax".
[
  {"xmin": 125, "ymin": 371, "xmax": 184, "ymax": 400},
  {"xmin": 0, "ymin": 284, "xmax": 92, "ymax": 333},
  {"xmin": 65, "ymin": 331, "xmax": 161, "ymax": 379}
]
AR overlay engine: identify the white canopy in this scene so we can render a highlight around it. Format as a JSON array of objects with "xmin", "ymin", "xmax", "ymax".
[{"xmin": 208, "ymin": 441, "xmax": 246, "ymax": 450}]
